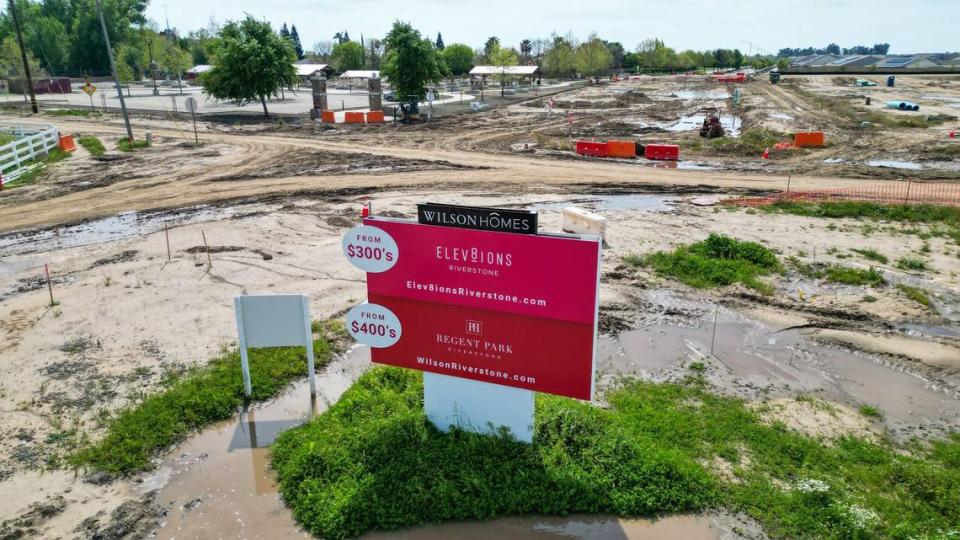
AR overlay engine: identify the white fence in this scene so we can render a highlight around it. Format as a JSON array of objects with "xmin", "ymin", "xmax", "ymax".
[{"xmin": 0, "ymin": 123, "xmax": 61, "ymax": 183}]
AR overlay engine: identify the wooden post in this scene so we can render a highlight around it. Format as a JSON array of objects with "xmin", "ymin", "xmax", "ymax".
[
  {"xmin": 164, "ymin": 223, "xmax": 171, "ymax": 261},
  {"xmin": 903, "ymin": 179, "xmax": 912, "ymax": 205},
  {"xmin": 710, "ymin": 307, "xmax": 719, "ymax": 357},
  {"xmin": 44, "ymin": 263, "xmax": 54, "ymax": 305},
  {"xmin": 201, "ymin": 229, "xmax": 212, "ymax": 267}
]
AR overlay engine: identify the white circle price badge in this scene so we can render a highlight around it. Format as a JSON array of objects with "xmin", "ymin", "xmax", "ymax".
[
  {"xmin": 342, "ymin": 225, "xmax": 399, "ymax": 273},
  {"xmin": 346, "ymin": 303, "xmax": 402, "ymax": 348}
]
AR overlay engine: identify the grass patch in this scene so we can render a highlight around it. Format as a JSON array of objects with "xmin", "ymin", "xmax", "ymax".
[
  {"xmin": 850, "ymin": 248, "xmax": 888, "ymax": 264},
  {"xmin": 77, "ymin": 135, "xmax": 105, "ymax": 157},
  {"xmin": 861, "ymin": 294, "xmax": 878, "ymax": 303},
  {"xmin": 858, "ymin": 404, "xmax": 884, "ymax": 420},
  {"xmin": 787, "ymin": 258, "xmax": 885, "ymax": 286},
  {"xmin": 273, "ymin": 367, "xmax": 960, "ymax": 540},
  {"xmin": 823, "ymin": 265, "xmax": 885, "ymax": 286},
  {"xmin": 896, "ymin": 284, "xmax": 933, "ymax": 308},
  {"xmin": 43, "ymin": 108, "xmax": 92, "ymax": 117},
  {"xmin": 761, "ymin": 201, "xmax": 960, "ymax": 247},
  {"xmin": 69, "ymin": 335, "xmax": 334, "ymax": 475},
  {"xmin": 896, "ymin": 257, "xmax": 928, "ymax": 271},
  {"xmin": 632, "ymin": 234, "xmax": 780, "ymax": 294},
  {"xmin": 0, "ymin": 133, "xmax": 16, "ymax": 146},
  {"xmin": 117, "ymin": 138, "xmax": 150, "ymax": 152}
]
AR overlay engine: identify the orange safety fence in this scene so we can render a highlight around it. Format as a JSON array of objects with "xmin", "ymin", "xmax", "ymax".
[
  {"xmin": 344, "ymin": 111, "xmax": 365, "ymax": 124},
  {"xmin": 366, "ymin": 111, "xmax": 385, "ymax": 123},
  {"xmin": 725, "ymin": 180, "xmax": 960, "ymax": 208},
  {"xmin": 321, "ymin": 110, "xmax": 335, "ymax": 123}
]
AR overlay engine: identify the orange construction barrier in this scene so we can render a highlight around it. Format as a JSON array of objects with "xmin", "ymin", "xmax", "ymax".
[
  {"xmin": 58, "ymin": 134, "xmax": 76, "ymax": 152},
  {"xmin": 344, "ymin": 111, "xmax": 365, "ymax": 124},
  {"xmin": 366, "ymin": 111, "xmax": 385, "ymax": 123},
  {"xmin": 607, "ymin": 140, "xmax": 636, "ymax": 159},
  {"xmin": 321, "ymin": 110, "xmax": 335, "ymax": 123},
  {"xmin": 793, "ymin": 132, "xmax": 825, "ymax": 147}
]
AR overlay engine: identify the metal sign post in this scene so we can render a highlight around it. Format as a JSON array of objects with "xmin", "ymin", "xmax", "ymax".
[
  {"xmin": 235, "ymin": 294, "xmax": 317, "ymax": 398},
  {"xmin": 83, "ymin": 83, "xmax": 96, "ymax": 113},
  {"xmin": 185, "ymin": 97, "xmax": 199, "ymax": 143}
]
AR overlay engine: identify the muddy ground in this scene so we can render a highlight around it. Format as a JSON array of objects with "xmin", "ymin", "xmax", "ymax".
[
  {"xmin": 1, "ymin": 189, "xmax": 959, "ymax": 538},
  {"xmin": 0, "ymin": 73, "xmax": 958, "ymax": 539}
]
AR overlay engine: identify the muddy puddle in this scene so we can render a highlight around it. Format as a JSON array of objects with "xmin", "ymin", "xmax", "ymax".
[
  {"xmin": 529, "ymin": 194, "xmax": 676, "ymax": 212},
  {"xmin": 597, "ymin": 303, "xmax": 960, "ymax": 439},
  {"xmin": 0, "ymin": 204, "xmax": 258, "ymax": 257},
  {"xmin": 667, "ymin": 89, "xmax": 731, "ymax": 100},
  {"xmin": 364, "ymin": 514, "xmax": 722, "ymax": 540},
  {"xmin": 865, "ymin": 160, "xmax": 923, "ymax": 171},
  {"xmin": 146, "ymin": 346, "xmax": 370, "ymax": 539}
]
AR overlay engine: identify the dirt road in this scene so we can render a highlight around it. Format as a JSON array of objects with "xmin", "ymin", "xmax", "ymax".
[{"xmin": 0, "ymin": 112, "xmax": 919, "ymax": 234}]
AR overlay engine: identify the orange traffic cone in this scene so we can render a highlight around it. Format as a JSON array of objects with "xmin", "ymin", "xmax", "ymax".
[{"xmin": 762, "ymin": 148, "xmax": 770, "ymax": 160}]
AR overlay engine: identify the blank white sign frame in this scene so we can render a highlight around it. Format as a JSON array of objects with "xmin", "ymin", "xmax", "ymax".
[
  {"xmin": 423, "ymin": 372, "xmax": 534, "ymax": 443},
  {"xmin": 234, "ymin": 294, "xmax": 315, "ymax": 397}
]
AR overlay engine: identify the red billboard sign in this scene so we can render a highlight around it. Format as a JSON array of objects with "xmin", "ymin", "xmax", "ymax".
[{"xmin": 345, "ymin": 217, "xmax": 601, "ymax": 400}]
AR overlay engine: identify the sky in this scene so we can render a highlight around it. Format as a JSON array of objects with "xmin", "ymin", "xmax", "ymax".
[{"xmin": 147, "ymin": 0, "xmax": 959, "ymax": 55}]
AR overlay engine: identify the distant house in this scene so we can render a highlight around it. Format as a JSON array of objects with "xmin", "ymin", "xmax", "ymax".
[
  {"xmin": 873, "ymin": 56, "xmax": 938, "ymax": 69},
  {"xmin": 339, "ymin": 70, "xmax": 380, "ymax": 80},
  {"xmin": 294, "ymin": 64, "xmax": 335, "ymax": 81},
  {"xmin": 186, "ymin": 65, "xmax": 211, "ymax": 80},
  {"xmin": 469, "ymin": 65, "xmax": 541, "ymax": 84},
  {"xmin": 827, "ymin": 55, "xmax": 882, "ymax": 68}
]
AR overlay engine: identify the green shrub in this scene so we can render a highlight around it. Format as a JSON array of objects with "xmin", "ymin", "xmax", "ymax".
[
  {"xmin": 273, "ymin": 368, "xmax": 960, "ymax": 540},
  {"xmin": 641, "ymin": 234, "xmax": 780, "ymax": 293}
]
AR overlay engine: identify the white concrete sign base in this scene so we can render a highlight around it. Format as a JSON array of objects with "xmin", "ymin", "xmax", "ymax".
[{"xmin": 423, "ymin": 372, "xmax": 534, "ymax": 443}]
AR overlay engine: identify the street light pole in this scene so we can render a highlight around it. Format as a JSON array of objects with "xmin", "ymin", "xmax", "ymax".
[
  {"xmin": 8, "ymin": 0, "xmax": 38, "ymax": 114},
  {"xmin": 95, "ymin": 0, "xmax": 134, "ymax": 140}
]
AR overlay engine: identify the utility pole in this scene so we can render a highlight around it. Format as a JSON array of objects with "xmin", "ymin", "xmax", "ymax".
[
  {"xmin": 8, "ymin": 0, "xmax": 38, "ymax": 114},
  {"xmin": 95, "ymin": 0, "xmax": 134, "ymax": 141}
]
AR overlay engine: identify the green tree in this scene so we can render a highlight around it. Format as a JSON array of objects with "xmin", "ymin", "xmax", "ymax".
[
  {"xmin": 434, "ymin": 32, "xmax": 444, "ymax": 50},
  {"xmin": 732, "ymin": 49, "xmax": 744, "ymax": 69},
  {"xmin": 290, "ymin": 24, "xmax": 304, "ymax": 59},
  {"xmin": 331, "ymin": 41, "xmax": 364, "ymax": 72},
  {"xmin": 483, "ymin": 36, "xmax": 499, "ymax": 62},
  {"xmin": 201, "ymin": 16, "xmax": 297, "ymax": 117},
  {"xmin": 776, "ymin": 57, "xmax": 790, "ymax": 71},
  {"xmin": 0, "ymin": 35, "xmax": 42, "ymax": 80},
  {"xmin": 575, "ymin": 36, "xmax": 612, "ymax": 81},
  {"xmin": 381, "ymin": 20, "xmax": 444, "ymax": 102},
  {"xmin": 160, "ymin": 40, "xmax": 192, "ymax": 81},
  {"xmin": 442, "ymin": 43, "xmax": 474, "ymax": 76},
  {"xmin": 542, "ymin": 36, "xmax": 575, "ymax": 78},
  {"xmin": 488, "ymin": 43, "xmax": 518, "ymax": 96}
]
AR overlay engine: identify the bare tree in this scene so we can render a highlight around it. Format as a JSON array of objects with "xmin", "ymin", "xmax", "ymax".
[{"xmin": 313, "ymin": 40, "xmax": 334, "ymax": 60}]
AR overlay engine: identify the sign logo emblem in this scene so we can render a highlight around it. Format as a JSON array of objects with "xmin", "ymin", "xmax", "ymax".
[{"xmin": 465, "ymin": 320, "xmax": 483, "ymax": 336}]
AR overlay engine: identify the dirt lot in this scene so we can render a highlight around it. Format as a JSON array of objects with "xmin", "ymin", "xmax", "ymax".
[{"xmin": 0, "ymin": 73, "xmax": 958, "ymax": 538}]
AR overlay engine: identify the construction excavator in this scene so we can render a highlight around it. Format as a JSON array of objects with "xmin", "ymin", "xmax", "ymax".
[{"xmin": 698, "ymin": 107, "xmax": 725, "ymax": 138}]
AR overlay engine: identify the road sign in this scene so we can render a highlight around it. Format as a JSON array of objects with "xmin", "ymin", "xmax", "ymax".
[
  {"xmin": 82, "ymin": 83, "xmax": 96, "ymax": 96},
  {"xmin": 184, "ymin": 96, "xmax": 198, "ymax": 114},
  {"xmin": 344, "ymin": 217, "xmax": 601, "ymax": 400}
]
